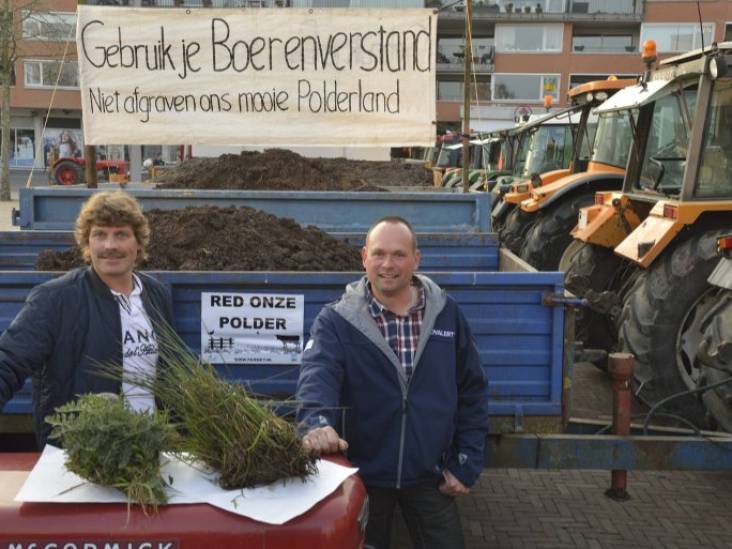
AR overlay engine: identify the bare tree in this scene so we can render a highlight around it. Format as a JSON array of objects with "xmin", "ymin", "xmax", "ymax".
[
  {"xmin": 0, "ymin": 0, "xmax": 17, "ymax": 201},
  {"xmin": 0, "ymin": 1, "xmax": 74, "ymax": 201}
]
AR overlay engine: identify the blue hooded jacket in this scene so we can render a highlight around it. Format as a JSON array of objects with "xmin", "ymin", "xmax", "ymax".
[{"xmin": 296, "ymin": 274, "xmax": 489, "ymax": 489}]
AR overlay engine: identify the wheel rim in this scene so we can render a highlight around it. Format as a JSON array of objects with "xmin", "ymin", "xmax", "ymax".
[
  {"xmin": 57, "ymin": 167, "xmax": 76, "ymax": 185},
  {"xmin": 558, "ymin": 239, "xmax": 584, "ymax": 272},
  {"xmin": 676, "ymin": 287, "xmax": 723, "ymax": 390}
]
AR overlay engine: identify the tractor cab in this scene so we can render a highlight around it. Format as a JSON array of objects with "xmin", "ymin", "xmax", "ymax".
[{"xmin": 442, "ymin": 133, "xmax": 515, "ymax": 189}]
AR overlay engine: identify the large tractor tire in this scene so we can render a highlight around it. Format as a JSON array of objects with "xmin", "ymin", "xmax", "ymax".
[
  {"xmin": 497, "ymin": 207, "xmax": 534, "ymax": 255},
  {"xmin": 563, "ymin": 242, "xmax": 626, "ymax": 352},
  {"xmin": 697, "ymin": 293, "xmax": 732, "ymax": 432},
  {"xmin": 618, "ymin": 229, "xmax": 731, "ymax": 425},
  {"xmin": 53, "ymin": 161, "xmax": 82, "ymax": 185},
  {"xmin": 519, "ymin": 191, "xmax": 596, "ymax": 270}
]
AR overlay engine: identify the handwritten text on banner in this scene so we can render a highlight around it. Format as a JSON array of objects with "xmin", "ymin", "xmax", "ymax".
[{"xmin": 77, "ymin": 6, "xmax": 437, "ymax": 146}]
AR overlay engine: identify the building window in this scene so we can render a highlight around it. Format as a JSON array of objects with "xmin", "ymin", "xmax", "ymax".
[
  {"xmin": 640, "ymin": 23, "xmax": 714, "ymax": 53},
  {"xmin": 437, "ymin": 79, "xmax": 491, "ymax": 101},
  {"xmin": 568, "ymin": 74, "xmax": 637, "ymax": 90},
  {"xmin": 725, "ymin": 23, "xmax": 732, "ymax": 42},
  {"xmin": 572, "ymin": 33, "xmax": 633, "ymax": 53},
  {"xmin": 24, "ymin": 60, "xmax": 79, "ymax": 89},
  {"xmin": 569, "ymin": 0, "xmax": 635, "ymax": 15},
  {"xmin": 22, "ymin": 11, "xmax": 76, "ymax": 41},
  {"xmin": 0, "ymin": 128, "xmax": 36, "ymax": 168},
  {"xmin": 292, "ymin": 0, "xmax": 421, "ymax": 6},
  {"xmin": 86, "ymin": 0, "xmax": 294, "ymax": 6},
  {"xmin": 482, "ymin": 1, "xmax": 565, "ymax": 14},
  {"xmin": 437, "ymin": 37, "xmax": 494, "ymax": 67},
  {"xmin": 495, "ymin": 24, "xmax": 563, "ymax": 53},
  {"xmin": 492, "ymin": 74, "xmax": 560, "ymax": 102}
]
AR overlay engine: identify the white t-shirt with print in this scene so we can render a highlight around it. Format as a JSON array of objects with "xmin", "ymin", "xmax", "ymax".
[{"xmin": 111, "ymin": 274, "xmax": 159, "ymax": 412}]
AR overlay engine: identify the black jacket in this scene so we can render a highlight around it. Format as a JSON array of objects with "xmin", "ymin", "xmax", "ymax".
[{"xmin": 0, "ymin": 267, "xmax": 173, "ymax": 447}]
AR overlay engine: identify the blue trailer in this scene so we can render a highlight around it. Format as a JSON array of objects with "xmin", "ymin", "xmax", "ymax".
[
  {"xmin": 14, "ymin": 188, "xmax": 491, "ymax": 233},
  {"xmin": 2, "ymin": 223, "xmax": 731, "ymax": 474},
  {"xmin": 0, "ymin": 229, "xmax": 564, "ymax": 438}
]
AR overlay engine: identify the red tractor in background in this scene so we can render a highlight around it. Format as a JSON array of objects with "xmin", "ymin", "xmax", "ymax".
[{"xmin": 49, "ymin": 155, "xmax": 129, "ymax": 185}]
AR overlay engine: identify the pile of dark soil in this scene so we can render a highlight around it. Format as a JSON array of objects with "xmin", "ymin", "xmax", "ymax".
[
  {"xmin": 154, "ymin": 149, "xmax": 431, "ymax": 191},
  {"xmin": 36, "ymin": 206, "xmax": 363, "ymax": 272}
]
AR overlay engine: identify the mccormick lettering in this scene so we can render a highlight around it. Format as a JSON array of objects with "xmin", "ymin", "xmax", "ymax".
[{"xmin": 5, "ymin": 542, "xmax": 178, "ymax": 549}]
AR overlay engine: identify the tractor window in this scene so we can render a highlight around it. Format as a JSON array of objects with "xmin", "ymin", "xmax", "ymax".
[
  {"xmin": 695, "ymin": 77, "xmax": 732, "ymax": 198},
  {"xmin": 476, "ymin": 140, "xmax": 504, "ymax": 171},
  {"xmin": 592, "ymin": 112, "xmax": 632, "ymax": 169},
  {"xmin": 636, "ymin": 87, "xmax": 698, "ymax": 196},
  {"xmin": 486, "ymin": 141, "xmax": 500, "ymax": 170},
  {"xmin": 576, "ymin": 120, "xmax": 597, "ymax": 167},
  {"xmin": 520, "ymin": 125, "xmax": 573, "ymax": 177},
  {"xmin": 498, "ymin": 138, "xmax": 513, "ymax": 171},
  {"xmin": 436, "ymin": 145, "xmax": 462, "ymax": 168},
  {"xmin": 512, "ymin": 133, "xmax": 530, "ymax": 176},
  {"xmin": 470, "ymin": 144, "xmax": 484, "ymax": 170}
]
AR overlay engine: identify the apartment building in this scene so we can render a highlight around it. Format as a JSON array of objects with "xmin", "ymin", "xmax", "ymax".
[
  {"xmin": 5, "ymin": 0, "xmax": 732, "ymax": 168},
  {"xmin": 437, "ymin": 0, "xmax": 732, "ymax": 133}
]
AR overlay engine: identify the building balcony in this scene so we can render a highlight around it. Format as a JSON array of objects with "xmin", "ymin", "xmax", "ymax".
[
  {"xmin": 435, "ymin": 0, "xmax": 643, "ymax": 23},
  {"xmin": 437, "ymin": 60, "xmax": 494, "ymax": 73},
  {"xmin": 437, "ymin": 45, "xmax": 494, "ymax": 73}
]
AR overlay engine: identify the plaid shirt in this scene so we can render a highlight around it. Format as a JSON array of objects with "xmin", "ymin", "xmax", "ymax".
[{"xmin": 366, "ymin": 280, "xmax": 426, "ymax": 381}]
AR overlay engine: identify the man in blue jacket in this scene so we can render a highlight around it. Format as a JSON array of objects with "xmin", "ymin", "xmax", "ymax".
[
  {"xmin": 297, "ymin": 216, "xmax": 489, "ymax": 549},
  {"xmin": 0, "ymin": 191, "xmax": 173, "ymax": 448}
]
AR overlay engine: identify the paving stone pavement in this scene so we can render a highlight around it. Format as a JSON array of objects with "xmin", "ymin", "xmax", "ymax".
[
  {"xmin": 457, "ymin": 467, "xmax": 732, "ymax": 548},
  {"xmin": 392, "ymin": 362, "xmax": 732, "ymax": 548}
]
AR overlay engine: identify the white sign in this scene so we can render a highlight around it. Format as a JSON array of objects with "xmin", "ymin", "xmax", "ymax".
[
  {"xmin": 201, "ymin": 292, "xmax": 304, "ymax": 364},
  {"xmin": 76, "ymin": 6, "xmax": 437, "ymax": 146}
]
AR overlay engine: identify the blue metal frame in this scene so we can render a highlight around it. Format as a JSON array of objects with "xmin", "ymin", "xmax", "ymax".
[
  {"xmin": 16, "ymin": 188, "xmax": 492, "ymax": 233},
  {"xmin": 486, "ymin": 433, "xmax": 732, "ymax": 470},
  {"xmin": 0, "ymin": 270, "xmax": 565, "ymax": 421}
]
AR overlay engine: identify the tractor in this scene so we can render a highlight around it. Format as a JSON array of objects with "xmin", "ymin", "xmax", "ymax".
[
  {"xmin": 696, "ymin": 235, "xmax": 732, "ymax": 431},
  {"xmin": 493, "ymin": 77, "xmax": 637, "ymax": 260},
  {"xmin": 441, "ymin": 129, "xmax": 515, "ymax": 191},
  {"xmin": 491, "ymin": 103, "xmax": 582, "ymax": 252},
  {"xmin": 563, "ymin": 40, "xmax": 732, "ymax": 425},
  {"xmin": 50, "ymin": 156, "xmax": 129, "ymax": 186}
]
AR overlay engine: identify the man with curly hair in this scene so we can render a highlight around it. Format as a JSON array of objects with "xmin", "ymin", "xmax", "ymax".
[{"xmin": 0, "ymin": 191, "xmax": 173, "ymax": 448}]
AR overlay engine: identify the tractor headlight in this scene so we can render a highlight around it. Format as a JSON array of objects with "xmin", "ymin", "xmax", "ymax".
[{"xmin": 710, "ymin": 55, "xmax": 729, "ymax": 80}]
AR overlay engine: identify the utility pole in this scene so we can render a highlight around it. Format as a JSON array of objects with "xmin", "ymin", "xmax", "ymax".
[
  {"xmin": 77, "ymin": 0, "xmax": 97, "ymax": 188},
  {"xmin": 461, "ymin": 0, "xmax": 472, "ymax": 193}
]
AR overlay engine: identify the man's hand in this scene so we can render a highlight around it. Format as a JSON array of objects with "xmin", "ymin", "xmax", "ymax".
[
  {"xmin": 439, "ymin": 469, "xmax": 470, "ymax": 497},
  {"xmin": 302, "ymin": 426, "xmax": 348, "ymax": 456}
]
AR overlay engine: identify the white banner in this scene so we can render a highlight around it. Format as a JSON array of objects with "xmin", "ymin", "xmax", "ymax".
[
  {"xmin": 76, "ymin": 6, "xmax": 436, "ymax": 146},
  {"xmin": 201, "ymin": 292, "xmax": 304, "ymax": 364}
]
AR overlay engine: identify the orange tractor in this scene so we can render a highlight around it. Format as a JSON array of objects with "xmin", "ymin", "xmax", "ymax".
[
  {"xmin": 564, "ymin": 41, "xmax": 732, "ymax": 425},
  {"xmin": 493, "ymin": 77, "xmax": 637, "ymax": 263}
]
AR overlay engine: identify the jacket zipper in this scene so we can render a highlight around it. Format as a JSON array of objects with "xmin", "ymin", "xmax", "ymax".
[{"xmin": 396, "ymin": 392, "xmax": 407, "ymax": 489}]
